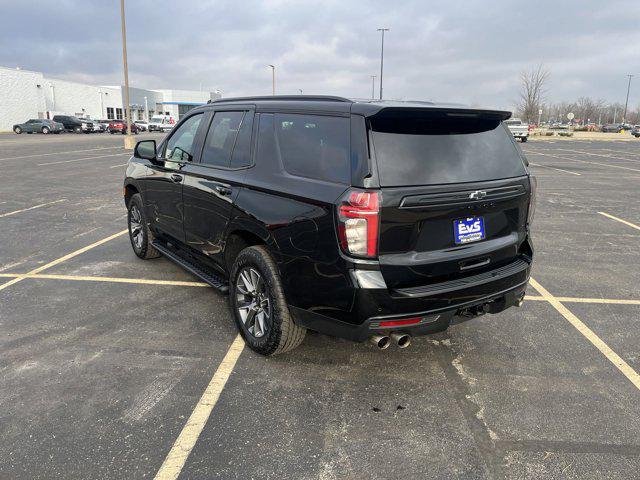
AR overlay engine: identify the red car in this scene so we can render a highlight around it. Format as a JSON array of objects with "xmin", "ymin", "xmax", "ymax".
[{"xmin": 108, "ymin": 120, "xmax": 139, "ymax": 135}]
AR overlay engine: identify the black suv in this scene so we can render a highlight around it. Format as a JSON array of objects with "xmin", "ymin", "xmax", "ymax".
[
  {"xmin": 52, "ymin": 115, "xmax": 93, "ymax": 133},
  {"xmin": 124, "ymin": 96, "xmax": 535, "ymax": 355}
]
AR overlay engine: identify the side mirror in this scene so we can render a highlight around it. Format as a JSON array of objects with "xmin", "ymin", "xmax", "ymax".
[{"xmin": 134, "ymin": 140, "xmax": 157, "ymax": 161}]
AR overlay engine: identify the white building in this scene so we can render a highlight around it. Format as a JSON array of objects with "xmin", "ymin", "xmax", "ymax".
[{"xmin": 0, "ymin": 65, "xmax": 221, "ymax": 131}]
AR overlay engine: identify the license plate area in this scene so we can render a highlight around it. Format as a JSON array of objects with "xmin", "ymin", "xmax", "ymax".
[{"xmin": 454, "ymin": 217, "xmax": 485, "ymax": 245}]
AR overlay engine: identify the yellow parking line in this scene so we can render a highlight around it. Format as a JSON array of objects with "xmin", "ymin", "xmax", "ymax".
[
  {"xmin": 0, "ymin": 199, "xmax": 66, "ymax": 218},
  {"xmin": 529, "ymin": 278, "xmax": 640, "ymax": 392},
  {"xmin": 526, "ymin": 295, "xmax": 640, "ymax": 305},
  {"xmin": 0, "ymin": 229, "xmax": 127, "ymax": 292},
  {"xmin": 598, "ymin": 212, "xmax": 640, "ymax": 232},
  {"xmin": 0, "ymin": 273, "xmax": 208, "ymax": 287},
  {"xmin": 154, "ymin": 334, "xmax": 245, "ymax": 480}
]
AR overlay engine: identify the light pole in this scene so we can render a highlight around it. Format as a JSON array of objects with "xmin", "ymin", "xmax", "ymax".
[
  {"xmin": 377, "ymin": 28, "xmax": 389, "ymax": 100},
  {"xmin": 268, "ymin": 65, "xmax": 275, "ymax": 95},
  {"xmin": 119, "ymin": 0, "xmax": 134, "ymax": 148},
  {"xmin": 370, "ymin": 75, "xmax": 377, "ymax": 100},
  {"xmin": 623, "ymin": 74, "xmax": 634, "ymax": 124},
  {"xmin": 144, "ymin": 96, "xmax": 148, "ymax": 122}
]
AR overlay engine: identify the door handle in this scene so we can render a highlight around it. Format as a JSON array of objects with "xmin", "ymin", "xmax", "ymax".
[
  {"xmin": 171, "ymin": 173, "xmax": 183, "ymax": 183},
  {"xmin": 214, "ymin": 185, "xmax": 232, "ymax": 196}
]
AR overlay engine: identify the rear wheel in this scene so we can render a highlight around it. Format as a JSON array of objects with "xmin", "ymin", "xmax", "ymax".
[
  {"xmin": 14, "ymin": 127, "xmax": 22, "ymax": 134},
  {"xmin": 521, "ymin": 136, "xmax": 528, "ymax": 143},
  {"xmin": 127, "ymin": 193, "xmax": 160, "ymax": 259},
  {"xmin": 230, "ymin": 246, "xmax": 306, "ymax": 356}
]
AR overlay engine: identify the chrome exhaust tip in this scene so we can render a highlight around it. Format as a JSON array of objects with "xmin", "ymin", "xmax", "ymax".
[
  {"xmin": 370, "ymin": 335, "xmax": 391, "ymax": 350},
  {"xmin": 390, "ymin": 332, "xmax": 411, "ymax": 349}
]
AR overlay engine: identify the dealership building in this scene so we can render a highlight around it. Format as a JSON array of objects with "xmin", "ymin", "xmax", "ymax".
[{"xmin": 0, "ymin": 65, "xmax": 221, "ymax": 131}]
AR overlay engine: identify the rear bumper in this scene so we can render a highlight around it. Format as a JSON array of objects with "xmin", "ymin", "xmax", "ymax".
[{"xmin": 290, "ymin": 257, "xmax": 531, "ymax": 342}]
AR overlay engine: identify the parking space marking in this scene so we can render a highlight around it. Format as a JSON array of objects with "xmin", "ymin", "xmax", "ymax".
[
  {"xmin": 526, "ymin": 295, "xmax": 640, "ymax": 305},
  {"xmin": 598, "ymin": 212, "xmax": 640, "ymax": 232},
  {"xmin": 0, "ymin": 272, "xmax": 208, "ymax": 287},
  {"xmin": 0, "ymin": 146, "xmax": 125, "ymax": 161},
  {"xmin": 0, "ymin": 199, "xmax": 66, "ymax": 218},
  {"xmin": 0, "ymin": 229, "xmax": 127, "ymax": 292},
  {"xmin": 528, "ymin": 162, "xmax": 581, "ymax": 175},
  {"xmin": 154, "ymin": 334, "xmax": 245, "ymax": 480},
  {"xmin": 556, "ymin": 148, "xmax": 640, "ymax": 164},
  {"xmin": 529, "ymin": 278, "xmax": 640, "ymax": 392},
  {"xmin": 525, "ymin": 149, "xmax": 640, "ymax": 173},
  {"xmin": 37, "ymin": 153, "xmax": 130, "ymax": 166}
]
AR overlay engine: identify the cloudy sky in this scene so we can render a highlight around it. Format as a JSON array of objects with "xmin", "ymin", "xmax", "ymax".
[{"xmin": 2, "ymin": 0, "xmax": 639, "ymax": 110}]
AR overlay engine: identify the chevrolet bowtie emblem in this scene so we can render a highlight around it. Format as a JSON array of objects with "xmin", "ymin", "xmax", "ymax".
[{"xmin": 469, "ymin": 190, "xmax": 487, "ymax": 200}]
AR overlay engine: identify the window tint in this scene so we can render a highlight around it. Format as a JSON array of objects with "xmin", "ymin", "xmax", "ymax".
[
  {"xmin": 370, "ymin": 112, "xmax": 527, "ymax": 186},
  {"xmin": 229, "ymin": 112, "xmax": 254, "ymax": 168},
  {"xmin": 201, "ymin": 111, "xmax": 244, "ymax": 168},
  {"xmin": 274, "ymin": 113, "xmax": 349, "ymax": 183},
  {"xmin": 164, "ymin": 114, "xmax": 203, "ymax": 162}
]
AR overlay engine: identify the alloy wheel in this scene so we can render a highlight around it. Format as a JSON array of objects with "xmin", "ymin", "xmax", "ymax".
[
  {"xmin": 129, "ymin": 205, "xmax": 144, "ymax": 250},
  {"xmin": 236, "ymin": 267, "xmax": 271, "ymax": 338}
]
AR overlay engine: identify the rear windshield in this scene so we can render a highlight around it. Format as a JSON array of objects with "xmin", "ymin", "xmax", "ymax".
[{"xmin": 370, "ymin": 112, "xmax": 526, "ymax": 186}]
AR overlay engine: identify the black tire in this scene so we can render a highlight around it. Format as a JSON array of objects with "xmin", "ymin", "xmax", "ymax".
[
  {"xmin": 14, "ymin": 127, "xmax": 22, "ymax": 134},
  {"xmin": 41, "ymin": 126, "xmax": 50, "ymax": 134},
  {"xmin": 75, "ymin": 126, "xmax": 82, "ymax": 133},
  {"xmin": 229, "ymin": 246, "xmax": 306, "ymax": 356},
  {"xmin": 521, "ymin": 136, "xmax": 528, "ymax": 143},
  {"xmin": 127, "ymin": 193, "xmax": 160, "ymax": 260}
]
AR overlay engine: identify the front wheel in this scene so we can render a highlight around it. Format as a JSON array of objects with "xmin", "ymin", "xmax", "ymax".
[
  {"xmin": 42, "ymin": 126, "xmax": 50, "ymax": 134},
  {"xmin": 75, "ymin": 126, "xmax": 82, "ymax": 133},
  {"xmin": 14, "ymin": 127, "xmax": 22, "ymax": 134},
  {"xmin": 127, "ymin": 193, "xmax": 160, "ymax": 260},
  {"xmin": 521, "ymin": 136, "xmax": 528, "ymax": 143},
  {"xmin": 230, "ymin": 246, "xmax": 306, "ymax": 356}
]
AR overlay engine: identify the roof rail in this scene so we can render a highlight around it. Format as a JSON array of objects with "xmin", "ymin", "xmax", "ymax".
[{"xmin": 209, "ymin": 95, "xmax": 352, "ymax": 104}]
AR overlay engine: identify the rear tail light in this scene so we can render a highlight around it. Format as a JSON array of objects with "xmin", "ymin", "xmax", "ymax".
[
  {"xmin": 337, "ymin": 190, "xmax": 380, "ymax": 258},
  {"xmin": 527, "ymin": 175, "xmax": 537, "ymax": 225}
]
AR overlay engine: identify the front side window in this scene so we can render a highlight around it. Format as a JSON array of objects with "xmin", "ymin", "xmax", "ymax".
[
  {"xmin": 274, "ymin": 113, "xmax": 349, "ymax": 183},
  {"xmin": 201, "ymin": 111, "xmax": 244, "ymax": 168},
  {"xmin": 164, "ymin": 114, "xmax": 203, "ymax": 162}
]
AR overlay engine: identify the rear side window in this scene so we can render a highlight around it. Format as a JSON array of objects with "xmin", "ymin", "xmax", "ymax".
[
  {"xmin": 201, "ymin": 111, "xmax": 244, "ymax": 168},
  {"xmin": 370, "ymin": 111, "xmax": 527, "ymax": 186},
  {"xmin": 273, "ymin": 113, "xmax": 349, "ymax": 184}
]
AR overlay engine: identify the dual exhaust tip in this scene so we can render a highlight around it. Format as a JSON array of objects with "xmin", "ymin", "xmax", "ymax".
[{"xmin": 370, "ymin": 333, "xmax": 411, "ymax": 350}]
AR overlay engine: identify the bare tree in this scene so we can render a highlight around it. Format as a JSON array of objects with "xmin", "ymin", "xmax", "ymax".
[{"xmin": 517, "ymin": 65, "xmax": 550, "ymax": 123}]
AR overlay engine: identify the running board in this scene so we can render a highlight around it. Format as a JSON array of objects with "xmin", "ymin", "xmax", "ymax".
[{"xmin": 152, "ymin": 241, "xmax": 229, "ymax": 293}]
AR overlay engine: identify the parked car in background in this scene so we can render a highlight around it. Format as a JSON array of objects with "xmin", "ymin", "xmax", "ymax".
[
  {"xmin": 632, "ymin": 125, "xmax": 640, "ymax": 138},
  {"xmin": 52, "ymin": 115, "xmax": 93, "ymax": 133},
  {"xmin": 134, "ymin": 120, "xmax": 148, "ymax": 132},
  {"xmin": 148, "ymin": 114, "xmax": 176, "ymax": 132},
  {"xmin": 13, "ymin": 118, "xmax": 64, "ymax": 134},
  {"xmin": 123, "ymin": 96, "xmax": 534, "ymax": 355},
  {"xmin": 601, "ymin": 124, "xmax": 623, "ymax": 133},
  {"xmin": 109, "ymin": 120, "xmax": 139, "ymax": 134},
  {"xmin": 504, "ymin": 118, "xmax": 529, "ymax": 142}
]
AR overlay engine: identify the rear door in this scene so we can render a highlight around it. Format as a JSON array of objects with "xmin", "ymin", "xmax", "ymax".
[
  {"xmin": 368, "ymin": 109, "xmax": 531, "ymax": 289},
  {"xmin": 182, "ymin": 107, "xmax": 255, "ymax": 265}
]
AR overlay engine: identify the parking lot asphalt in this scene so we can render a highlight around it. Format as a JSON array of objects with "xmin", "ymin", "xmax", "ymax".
[{"xmin": 0, "ymin": 133, "xmax": 639, "ymax": 479}]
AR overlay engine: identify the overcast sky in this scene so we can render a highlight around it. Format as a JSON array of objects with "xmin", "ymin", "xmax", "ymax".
[{"xmin": 2, "ymin": 0, "xmax": 639, "ymax": 111}]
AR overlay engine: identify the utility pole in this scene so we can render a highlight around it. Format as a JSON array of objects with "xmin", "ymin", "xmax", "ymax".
[
  {"xmin": 377, "ymin": 28, "xmax": 389, "ymax": 100},
  {"xmin": 120, "ymin": 0, "xmax": 134, "ymax": 148},
  {"xmin": 370, "ymin": 75, "xmax": 376, "ymax": 100},
  {"xmin": 268, "ymin": 65, "xmax": 275, "ymax": 95},
  {"xmin": 623, "ymin": 74, "xmax": 634, "ymax": 124}
]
